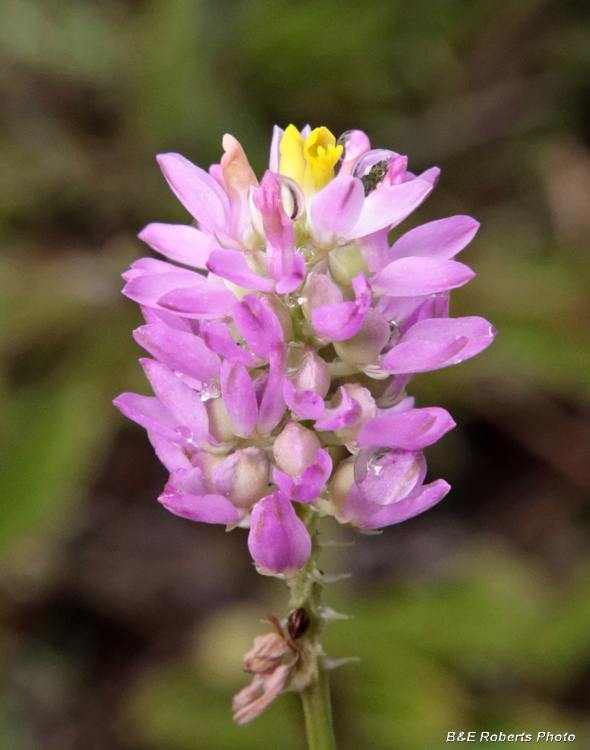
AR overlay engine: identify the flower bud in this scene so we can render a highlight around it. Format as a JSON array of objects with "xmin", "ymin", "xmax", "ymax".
[
  {"xmin": 264, "ymin": 295, "xmax": 293, "ymax": 342},
  {"xmin": 301, "ymin": 272, "xmax": 343, "ymax": 325},
  {"xmin": 248, "ymin": 492, "xmax": 312, "ymax": 575},
  {"xmin": 328, "ymin": 244, "xmax": 369, "ymax": 287},
  {"xmin": 212, "ymin": 448, "xmax": 270, "ymax": 509},
  {"xmin": 334, "ymin": 308, "xmax": 390, "ymax": 365},
  {"xmin": 291, "ymin": 345, "xmax": 330, "ymax": 397},
  {"xmin": 274, "ymin": 421, "xmax": 321, "ymax": 477},
  {"xmin": 328, "ymin": 457, "xmax": 355, "ymax": 513},
  {"xmin": 205, "ymin": 396, "xmax": 236, "ymax": 443}
]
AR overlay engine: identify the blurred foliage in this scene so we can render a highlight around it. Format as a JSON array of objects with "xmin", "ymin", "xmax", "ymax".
[{"xmin": 1, "ymin": 0, "xmax": 590, "ymax": 748}]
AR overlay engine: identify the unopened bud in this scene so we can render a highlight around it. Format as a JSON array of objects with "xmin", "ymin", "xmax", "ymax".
[
  {"xmin": 301, "ymin": 272, "xmax": 343, "ymax": 324},
  {"xmin": 328, "ymin": 244, "xmax": 369, "ymax": 287},
  {"xmin": 291, "ymin": 345, "xmax": 331, "ymax": 398},
  {"xmin": 334, "ymin": 308, "xmax": 390, "ymax": 365},
  {"xmin": 212, "ymin": 448, "xmax": 270, "ymax": 509},
  {"xmin": 328, "ymin": 458, "xmax": 355, "ymax": 513},
  {"xmin": 264, "ymin": 295, "xmax": 293, "ymax": 341},
  {"xmin": 274, "ymin": 421, "xmax": 321, "ymax": 477},
  {"xmin": 205, "ymin": 396, "xmax": 236, "ymax": 443}
]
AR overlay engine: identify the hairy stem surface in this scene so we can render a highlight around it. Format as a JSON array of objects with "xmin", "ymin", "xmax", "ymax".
[{"xmin": 289, "ymin": 506, "xmax": 337, "ymax": 750}]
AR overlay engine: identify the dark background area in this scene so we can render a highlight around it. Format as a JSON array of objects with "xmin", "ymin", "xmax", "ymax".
[{"xmin": 1, "ymin": 1, "xmax": 590, "ymax": 748}]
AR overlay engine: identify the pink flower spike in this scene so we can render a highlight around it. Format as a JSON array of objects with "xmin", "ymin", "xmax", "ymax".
[{"xmin": 248, "ymin": 492, "xmax": 312, "ymax": 575}]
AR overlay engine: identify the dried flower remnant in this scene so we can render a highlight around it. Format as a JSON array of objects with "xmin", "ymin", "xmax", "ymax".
[{"xmin": 232, "ymin": 614, "xmax": 300, "ymax": 725}]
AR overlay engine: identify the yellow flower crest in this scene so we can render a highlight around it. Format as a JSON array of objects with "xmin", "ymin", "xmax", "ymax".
[{"xmin": 279, "ymin": 125, "xmax": 343, "ymax": 196}]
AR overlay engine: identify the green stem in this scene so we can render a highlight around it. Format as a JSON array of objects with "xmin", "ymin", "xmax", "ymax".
[
  {"xmin": 289, "ymin": 506, "xmax": 338, "ymax": 750},
  {"xmin": 300, "ymin": 666, "xmax": 336, "ymax": 750}
]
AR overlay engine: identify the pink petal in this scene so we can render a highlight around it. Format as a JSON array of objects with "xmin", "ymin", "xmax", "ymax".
[
  {"xmin": 140, "ymin": 359, "xmax": 209, "ymax": 443},
  {"xmin": 207, "ymin": 249, "xmax": 275, "ymax": 292},
  {"xmin": 309, "ymin": 176, "xmax": 365, "ymax": 244},
  {"xmin": 248, "ymin": 492, "xmax": 311, "ymax": 575},
  {"xmin": 381, "ymin": 316, "xmax": 497, "ymax": 373},
  {"xmin": 315, "ymin": 386, "xmax": 362, "ymax": 430},
  {"xmin": 256, "ymin": 343, "xmax": 286, "ymax": 435},
  {"xmin": 141, "ymin": 305, "xmax": 193, "ymax": 332},
  {"xmin": 312, "ymin": 273, "xmax": 372, "ymax": 341},
  {"xmin": 346, "ymin": 179, "xmax": 433, "ymax": 240},
  {"xmin": 200, "ymin": 320, "xmax": 256, "ymax": 366},
  {"xmin": 357, "ymin": 479, "xmax": 450, "ymax": 529},
  {"xmin": 123, "ymin": 268, "xmax": 205, "ymax": 307},
  {"xmin": 148, "ymin": 433, "xmax": 192, "ymax": 472},
  {"xmin": 233, "ymin": 294, "xmax": 283, "ymax": 359},
  {"xmin": 157, "ymin": 283, "xmax": 237, "ymax": 319},
  {"xmin": 220, "ymin": 359, "xmax": 258, "ymax": 438},
  {"xmin": 390, "ymin": 215, "xmax": 480, "ymax": 261},
  {"xmin": 138, "ymin": 223, "xmax": 219, "ymax": 269},
  {"xmin": 159, "ymin": 470, "xmax": 244, "ymax": 524},
  {"xmin": 357, "ymin": 406, "xmax": 456, "ymax": 450},
  {"xmin": 134, "ymin": 323, "xmax": 221, "ymax": 383},
  {"xmin": 283, "ymin": 380, "xmax": 325, "ymax": 420},
  {"xmin": 373, "ymin": 257, "xmax": 475, "ymax": 297},
  {"xmin": 113, "ymin": 393, "xmax": 189, "ymax": 445},
  {"xmin": 269, "ymin": 125, "xmax": 284, "ymax": 173},
  {"xmin": 157, "ymin": 153, "xmax": 229, "ymax": 233},
  {"xmin": 275, "ymin": 253, "xmax": 306, "ymax": 294},
  {"xmin": 355, "ymin": 449, "xmax": 427, "ymax": 506}
]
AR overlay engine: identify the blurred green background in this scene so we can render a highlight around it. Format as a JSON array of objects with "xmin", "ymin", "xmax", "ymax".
[{"xmin": 1, "ymin": 0, "xmax": 590, "ymax": 748}]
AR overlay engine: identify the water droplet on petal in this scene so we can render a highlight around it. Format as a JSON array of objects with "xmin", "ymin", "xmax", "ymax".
[
  {"xmin": 336, "ymin": 131, "xmax": 353, "ymax": 151},
  {"xmin": 175, "ymin": 425, "xmax": 194, "ymax": 443},
  {"xmin": 278, "ymin": 175, "xmax": 305, "ymax": 220},
  {"xmin": 200, "ymin": 382, "xmax": 221, "ymax": 402}
]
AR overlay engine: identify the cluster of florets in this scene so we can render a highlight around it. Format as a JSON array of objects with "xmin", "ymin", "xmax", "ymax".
[{"xmin": 114, "ymin": 124, "xmax": 496, "ymax": 576}]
